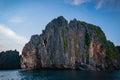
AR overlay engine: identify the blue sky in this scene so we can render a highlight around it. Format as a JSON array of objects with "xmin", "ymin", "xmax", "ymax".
[{"xmin": 0, "ymin": 0, "xmax": 120, "ymax": 53}]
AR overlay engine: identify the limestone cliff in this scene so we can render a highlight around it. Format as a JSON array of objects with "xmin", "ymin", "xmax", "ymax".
[{"xmin": 21, "ymin": 16, "xmax": 119, "ymax": 70}]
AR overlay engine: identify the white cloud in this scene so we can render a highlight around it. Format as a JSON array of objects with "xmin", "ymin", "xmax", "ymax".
[
  {"xmin": 9, "ymin": 16, "xmax": 24, "ymax": 24},
  {"xmin": 73, "ymin": 0, "xmax": 90, "ymax": 5},
  {"xmin": 96, "ymin": 0, "xmax": 120, "ymax": 10},
  {"xmin": 65, "ymin": 0, "xmax": 90, "ymax": 5},
  {"xmin": 96, "ymin": 0, "xmax": 105, "ymax": 9},
  {"xmin": 0, "ymin": 24, "xmax": 28, "ymax": 45},
  {"xmin": 65, "ymin": 0, "xmax": 120, "ymax": 11}
]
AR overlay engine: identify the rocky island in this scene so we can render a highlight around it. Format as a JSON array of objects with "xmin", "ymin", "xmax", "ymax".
[
  {"xmin": 21, "ymin": 16, "xmax": 120, "ymax": 71},
  {"xmin": 0, "ymin": 50, "xmax": 21, "ymax": 69}
]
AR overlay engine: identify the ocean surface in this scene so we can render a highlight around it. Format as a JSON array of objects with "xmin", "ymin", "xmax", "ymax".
[{"xmin": 0, "ymin": 69, "xmax": 120, "ymax": 80}]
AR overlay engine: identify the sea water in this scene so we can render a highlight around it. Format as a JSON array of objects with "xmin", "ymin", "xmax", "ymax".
[{"xmin": 0, "ymin": 69, "xmax": 120, "ymax": 80}]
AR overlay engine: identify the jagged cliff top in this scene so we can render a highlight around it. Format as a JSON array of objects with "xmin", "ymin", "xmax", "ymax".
[{"xmin": 29, "ymin": 16, "xmax": 106, "ymax": 46}]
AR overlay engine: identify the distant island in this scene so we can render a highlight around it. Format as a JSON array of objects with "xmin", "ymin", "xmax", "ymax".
[
  {"xmin": 0, "ymin": 50, "xmax": 21, "ymax": 70},
  {"xmin": 0, "ymin": 16, "xmax": 120, "ymax": 71},
  {"xmin": 20, "ymin": 16, "xmax": 120, "ymax": 71}
]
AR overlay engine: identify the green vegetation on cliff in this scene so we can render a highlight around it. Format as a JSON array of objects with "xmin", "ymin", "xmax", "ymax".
[
  {"xmin": 81, "ymin": 21, "xmax": 120, "ymax": 65},
  {"xmin": 85, "ymin": 32, "xmax": 91, "ymax": 48},
  {"xmin": 81, "ymin": 21, "xmax": 106, "ymax": 44},
  {"xmin": 116, "ymin": 46, "xmax": 120, "ymax": 54},
  {"xmin": 80, "ymin": 21, "xmax": 86, "ymax": 26},
  {"xmin": 89, "ymin": 24, "xmax": 106, "ymax": 44},
  {"xmin": 62, "ymin": 29, "xmax": 68, "ymax": 52},
  {"xmin": 115, "ymin": 46, "xmax": 120, "ymax": 64},
  {"xmin": 106, "ymin": 40, "xmax": 117, "ymax": 60}
]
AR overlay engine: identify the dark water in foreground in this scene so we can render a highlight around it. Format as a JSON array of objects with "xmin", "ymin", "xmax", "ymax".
[{"xmin": 0, "ymin": 69, "xmax": 120, "ymax": 80}]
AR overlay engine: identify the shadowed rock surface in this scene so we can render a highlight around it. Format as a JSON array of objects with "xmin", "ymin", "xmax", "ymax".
[
  {"xmin": 21, "ymin": 16, "xmax": 120, "ymax": 71},
  {"xmin": 0, "ymin": 50, "xmax": 21, "ymax": 69}
]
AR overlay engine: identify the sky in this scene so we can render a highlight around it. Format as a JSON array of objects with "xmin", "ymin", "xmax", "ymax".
[{"xmin": 0, "ymin": 0, "xmax": 120, "ymax": 54}]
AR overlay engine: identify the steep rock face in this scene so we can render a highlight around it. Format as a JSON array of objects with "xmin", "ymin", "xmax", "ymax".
[{"xmin": 21, "ymin": 16, "xmax": 109, "ymax": 70}]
